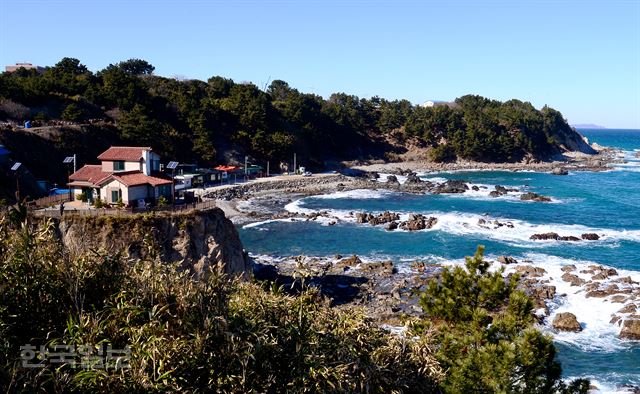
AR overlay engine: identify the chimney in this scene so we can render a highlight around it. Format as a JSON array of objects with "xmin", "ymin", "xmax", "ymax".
[{"xmin": 142, "ymin": 149, "xmax": 150, "ymax": 176}]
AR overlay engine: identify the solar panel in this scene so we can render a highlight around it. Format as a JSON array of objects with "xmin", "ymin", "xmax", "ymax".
[
  {"xmin": 166, "ymin": 161, "xmax": 179, "ymax": 170},
  {"xmin": 11, "ymin": 162, "xmax": 21, "ymax": 171},
  {"xmin": 63, "ymin": 156, "xmax": 74, "ymax": 163}
]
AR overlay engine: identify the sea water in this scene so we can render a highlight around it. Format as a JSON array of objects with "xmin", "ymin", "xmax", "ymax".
[{"xmin": 239, "ymin": 129, "xmax": 640, "ymax": 392}]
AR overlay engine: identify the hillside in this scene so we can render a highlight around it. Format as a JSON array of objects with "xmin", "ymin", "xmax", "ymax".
[{"xmin": 0, "ymin": 57, "xmax": 596, "ymax": 199}]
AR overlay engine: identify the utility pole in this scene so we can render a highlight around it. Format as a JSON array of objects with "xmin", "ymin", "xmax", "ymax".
[
  {"xmin": 293, "ymin": 153, "xmax": 297, "ymax": 175},
  {"xmin": 244, "ymin": 156, "xmax": 248, "ymax": 181},
  {"xmin": 73, "ymin": 153, "xmax": 77, "ymax": 173},
  {"xmin": 266, "ymin": 161, "xmax": 270, "ymax": 177}
]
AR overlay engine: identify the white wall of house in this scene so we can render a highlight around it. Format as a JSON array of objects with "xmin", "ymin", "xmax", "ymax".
[
  {"xmin": 101, "ymin": 160, "xmax": 143, "ymax": 173},
  {"xmin": 100, "ymin": 178, "xmax": 127, "ymax": 203}
]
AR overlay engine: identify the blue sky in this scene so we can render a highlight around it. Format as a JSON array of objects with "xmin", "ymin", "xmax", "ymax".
[{"xmin": 1, "ymin": 0, "xmax": 639, "ymax": 128}]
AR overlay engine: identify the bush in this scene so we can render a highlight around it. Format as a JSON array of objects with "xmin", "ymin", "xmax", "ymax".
[
  {"xmin": 61, "ymin": 103, "xmax": 85, "ymax": 122},
  {"xmin": 92, "ymin": 197, "xmax": 106, "ymax": 208},
  {"xmin": 417, "ymin": 246, "xmax": 589, "ymax": 393},
  {"xmin": 428, "ymin": 144, "xmax": 456, "ymax": 163},
  {"xmin": 156, "ymin": 195, "xmax": 168, "ymax": 207},
  {"xmin": 77, "ymin": 191, "xmax": 88, "ymax": 202},
  {"xmin": 0, "ymin": 212, "xmax": 442, "ymax": 392},
  {"xmin": 115, "ymin": 197, "xmax": 124, "ymax": 209}
]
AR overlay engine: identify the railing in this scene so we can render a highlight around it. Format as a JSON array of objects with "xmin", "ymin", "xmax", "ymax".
[
  {"xmin": 28, "ymin": 194, "xmax": 72, "ymax": 208},
  {"xmin": 33, "ymin": 199, "xmax": 217, "ymax": 218}
]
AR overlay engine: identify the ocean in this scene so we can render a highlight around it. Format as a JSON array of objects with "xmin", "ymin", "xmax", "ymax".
[{"xmin": 239, "ymin": 128, "xmax": 640, "ymax": 392}]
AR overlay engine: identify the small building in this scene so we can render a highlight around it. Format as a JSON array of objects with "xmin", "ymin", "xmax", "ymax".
[
  {"xmin": 68, "ymin": 146, "xmax": 172, "ymax": 206},
  {"xmin": 0, "ymin": 144, "xmax": 10, "ymax": 164},
  {"xmin": 5, "ymin": 63, "xmax": 45, "ymax": 74}
]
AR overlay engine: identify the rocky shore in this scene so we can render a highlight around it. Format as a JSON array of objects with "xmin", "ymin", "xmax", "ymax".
[
  {"xmin": 250, "ymin": 252, "xmax": 640, "ymax": 341},
  {"xmin": 202, "ymin": 146, "xmax": 640, "ymax": 344}
]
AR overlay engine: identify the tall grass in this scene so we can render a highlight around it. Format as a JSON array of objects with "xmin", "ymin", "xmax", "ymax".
[{"xmin": 0, "ymin": 209, "xmax": 442, "ymax": 393}]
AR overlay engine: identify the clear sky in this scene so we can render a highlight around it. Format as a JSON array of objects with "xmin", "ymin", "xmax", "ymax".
[{"xmin": 1, "ymin": 0, "xmax": 639, "ymax": 128}]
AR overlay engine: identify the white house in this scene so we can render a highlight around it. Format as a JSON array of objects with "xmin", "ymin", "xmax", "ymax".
[{"xmin": 68, "ymin": 146, "xmax": 172, "ymax": 206}]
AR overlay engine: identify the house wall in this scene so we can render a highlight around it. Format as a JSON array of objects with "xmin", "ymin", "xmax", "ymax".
[
  {"xmin": 101, "ymin": 160, "xmax": 142, "ymax": 172},
  {"xmin": 101, "ymin": 178, "xmax": 127, "ymax": 203},
  {"xmin": 127, "ymin": 185, "xmax": 150, "ymax": 202}
]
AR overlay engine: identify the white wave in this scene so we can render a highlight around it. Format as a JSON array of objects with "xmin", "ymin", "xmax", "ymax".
[
  {"xmin": 311, "ymin": 189, "xmax": 397, "ymax": 200},
  {"xmin": 567, "ymin": 376, "xmax": 639, "ymax": 394},
  {"xmin": 282, "ymin": 196, "xmax": 640, "ymax": 245},
  {"xmin": 500, "ymin": 253, "xmax": 640, "ymax": 352}
]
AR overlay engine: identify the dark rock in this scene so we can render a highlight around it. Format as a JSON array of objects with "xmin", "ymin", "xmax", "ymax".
[
  {"xmin": 335, "ymin": 255, "xmax": 362, "ymax": 269},
  {"xmin": 530, "ymin": 232, "xmax": 560, "ymax": 241},
  {"xmin": 489, "ymin": 191, "xmax": 502, "ymax": 198},
  {"xmin": 558, "ymin": 235, "xmax": 581, "ymax": 241},
  {"xmin": 515, "ymin": 265, "xmax": 547, "ymax": 278},
  {"xmin": 386, "ymin": 175, "xmax": 399, "ymax": 183},
  {"xmin": 386, "ymin": 221, "xmax": 398, "ymax": 231},
  {"xmin": 552, "ymin": 312, "xmax": 582, "ymax": 332},
  {"xmin": 581, "ymin": 233, "xmax": 600, "ymax": 240},
  {"xmin": 561, "ymin": 265, "xmax": 576, "ymax": 273},
  {"xmin": 561, "ymin": 272, "xmax": 586, "ymax": 286},
  {"xmin": 400, "ymin": 214, "xmax": 426, "ymax": 231},
  {"xmin": 497, "ymin": 255, "xmax": 518, "ymax": 265},
  {"xmin": 471, "ymin": 185, "xmax": 479, "ymax": 191},
  {"xmin": 551, "ymin": 168, "xmax": 569, "ymax": 175},
  {"xmin": 405, "ymin": 173, "xmax": 422, "ymax": 184},
  {"xmin": 433, "ymin": 179, "xmax": 469, "ymax": 194},
  {"xmin": 361, "ymin": 260, "xmax": 396, "ymax": 275},
  {"xmin": 520, "ymin": 192, "xmax": 552, "ymax": 202}
]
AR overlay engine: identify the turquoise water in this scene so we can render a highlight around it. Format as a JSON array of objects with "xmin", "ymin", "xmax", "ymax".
[{"xmin": 239, "ymin": 129, "xmax": 640, "ymax": 392}]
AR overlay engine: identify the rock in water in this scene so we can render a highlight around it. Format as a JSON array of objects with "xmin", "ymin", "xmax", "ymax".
[
  {"xmin": 551, "ymin": 168, "xmax": 569, "ymax": 175},
  {"xmin": 405, "ymin": 173, "xmax": 422, "ymax": 184},
  {"xmin": 433, "ymin": 179, "xmax": 469, "ymax": 194},
  {"xmin": 619, "ymin": 319, "xmax": 640, "ymax": 340},
  {"xmin": 581, "ymin": 233, "xmax": 600, "ymax": 240},
  {"xmin": 530, "ymin": 232, "xmax": 560, "ymax": 240},
  {"xmin": 552, "ymin": 312, "xmax": 582, "ymax": 332},
  {"xmin": 386, "ymin": 175, "xmax": 399, "ymax": 183},
  {"xmin": 497, "ymin": 255, "xmax": 518, "ymax": 265},
  {"xmin": 520, "ymin": 192, "xmax": 552, "ymax": 202}
]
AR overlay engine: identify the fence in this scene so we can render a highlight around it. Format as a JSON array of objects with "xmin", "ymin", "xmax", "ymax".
[
  {"xmin": 34, "ymin": 200, "xmax": 218, "ymax": 219},
  {"xmin": 29, "ymin": 193, "xmax": 72, "ymax": 208}
]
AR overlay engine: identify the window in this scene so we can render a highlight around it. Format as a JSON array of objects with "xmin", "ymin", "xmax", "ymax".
[
  {"xmin": 111, "ymin": 190, "xmax": 120, "ymax": 203},
  {"xmin": 113, "ymin": 161, "xmax": 125, "ymax": 171}
]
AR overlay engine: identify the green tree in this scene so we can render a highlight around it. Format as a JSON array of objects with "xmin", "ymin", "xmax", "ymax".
[
  {"xmin": 61, "ymin": 103, "xmax": 85, "ymax": 121},
  {"xmin": 116, "ymin": 58, "xmax": 155, "ymax": 75},
  {"xmin": 418, "ymin": 246, "xmax": 589, "ymax": 393}
]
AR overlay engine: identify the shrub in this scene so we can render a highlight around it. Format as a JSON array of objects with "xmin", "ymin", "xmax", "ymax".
[
  {"xmin": 417, "ymin": 246, "xmax": 589, "ymax": 393},
  {"xmin": 428, "ymin": 144, "xmax": 456, "ymax": 163},
  {"xmin": 156, "ymin": 195, "xmax": 168, "ymax": 207},
  {"xmin": 77, "ymin": 191, "xmax": 88, "ymax": 202},
  {"xmin": 92, "ymin": 197, "xmax": 105, "ymax": 208},
  {"xmin": 0, "ymin": 212, "xmax": 442, "ymax": 393}
]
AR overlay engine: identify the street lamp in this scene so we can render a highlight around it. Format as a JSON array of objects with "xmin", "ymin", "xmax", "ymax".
[
  {"xmin": 166, "ymin": 161, "xmax": 179, "ymax": 207},
  {"xmin": 63, "ymin": 156, "xmax": 75, "ymax": 201},
  {"xmin": 10, "ymin": 162, "xmax": 21, "ymax": 200}
]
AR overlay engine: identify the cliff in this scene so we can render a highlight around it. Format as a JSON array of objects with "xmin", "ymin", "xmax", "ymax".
[{"xmin": 44, "ymin": 208, "xmax": 251, "ymax": 278}]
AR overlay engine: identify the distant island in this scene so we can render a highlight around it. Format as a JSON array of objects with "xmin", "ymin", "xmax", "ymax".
[{"xmin": 572, "ymin": 123, "xmax": 607, "ymax": 129}]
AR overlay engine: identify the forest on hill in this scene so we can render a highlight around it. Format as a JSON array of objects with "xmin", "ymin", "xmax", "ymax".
[{"xmin": 0, "ymin": 58, "xmax": 592, "ymax": 170}]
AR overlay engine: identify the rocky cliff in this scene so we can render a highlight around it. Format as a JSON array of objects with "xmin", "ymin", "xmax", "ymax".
[{"xmin": 45, "ymin": 208, "xmax": 251, "ymax": 278}]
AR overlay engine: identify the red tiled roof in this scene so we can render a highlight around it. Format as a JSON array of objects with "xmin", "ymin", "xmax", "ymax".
[
  {"xmin": 97, "ymin": 146, "xmax": 151, "ymax": 161},
  {"xmin": 214, "ymin": 165, "xmax": 241, "ymax": 171},
  {"xmin": 110, "ymin": 172, "xmax": 172, "ymax": 187},
  {"xmin": 68, "ymin": 165, "xmax": 112, "ymax": 184}
]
